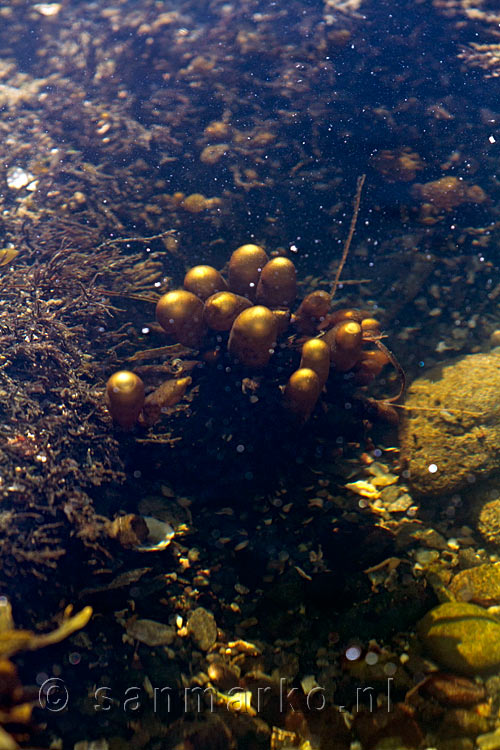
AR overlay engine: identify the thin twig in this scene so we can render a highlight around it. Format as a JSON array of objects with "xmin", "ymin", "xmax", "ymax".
[
  {"xmin": 331, "ymin": 174, "xmax": 366, "ymax": 299},
  {"xmin": 392, "ymin": 404, "xmax": 486, "ymax": 418},
  {"xmin": 96, "ymin": 230, "xmax": 177, "ymax": 252},
  {"xmin": 373, "ymin": 338, "xmax": 406, "ymax": 403}
]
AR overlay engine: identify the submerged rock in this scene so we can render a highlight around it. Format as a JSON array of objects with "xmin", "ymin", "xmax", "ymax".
[
  {"xmin": 419, "ymin": 672, "xmax": 486, "ymax": 707},
  {"xmin": 449, "ymin": 564, "xmax": 500, "ymax": 607},
  {"xmin": 187, "ymin": 607, "xmax": 217, "ymax": 651},
  {"xmin": 399, "ymin": 351, "xmax": 500, "ymax": 497},
  {"xmin": 476, "ymin": 494, "xmax": 500, "ymax": 548},
  {"xmin": 418, "ymin": 602, "xmax": 500, "ymax": 675},
  {"xmin": 125, "ymin": 618, "xmax": 176, "ymax": 647}
]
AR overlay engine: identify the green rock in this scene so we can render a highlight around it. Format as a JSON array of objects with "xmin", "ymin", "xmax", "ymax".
[
  {"xmin": 450, "ymin": 564, "xmax": 500, "ymax": 607},
  {"xmin": 186, "ymin": 607, "xmax": 217, "ymax": 651},
  {"xmin": 418, "ymin": 602, "xmax": 500, "ymax": 675},
  {"xmin": 399, "ymin": 351, "xmax": 500, "ymax": 497},
  {"xmin": 476, "ymin": 494, "xmax": 500, "ymax": 548}
]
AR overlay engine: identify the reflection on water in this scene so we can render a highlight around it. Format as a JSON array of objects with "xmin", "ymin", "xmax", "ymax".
[{"xmin": 0, "ymin": 0, "xmax": 499, "ymax": 747}]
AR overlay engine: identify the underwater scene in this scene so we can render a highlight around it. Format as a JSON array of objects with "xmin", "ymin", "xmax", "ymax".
[{"xmin": 1, "ymin": 0, "xmax": 500, "ymax": 748}]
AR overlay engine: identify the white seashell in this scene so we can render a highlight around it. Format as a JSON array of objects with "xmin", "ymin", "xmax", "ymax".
[{"xmin": 135, "ymin": 516, "xmax": 175, "ymax": 552}]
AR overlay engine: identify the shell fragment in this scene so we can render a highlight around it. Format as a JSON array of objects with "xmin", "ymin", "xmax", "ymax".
[{"xmin": 344, "ymin": 480, "xmax": 381, "ymax": 499}]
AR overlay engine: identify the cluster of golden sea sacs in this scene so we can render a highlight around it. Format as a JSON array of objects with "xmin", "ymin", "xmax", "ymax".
[{"xmin": 106, "ymin": 244, "xmax": 389, "ymax": 430}]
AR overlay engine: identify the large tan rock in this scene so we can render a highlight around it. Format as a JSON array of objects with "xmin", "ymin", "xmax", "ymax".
[
  {"xmin": 399, "ymin": 351, "xmax": 500, "ymax": 497},
  {"xmin": 418, "ymin": 602, "xmax": 500, "ymax": 675}
]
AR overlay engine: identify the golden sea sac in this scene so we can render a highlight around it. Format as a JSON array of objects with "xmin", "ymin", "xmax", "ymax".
[
  {"xmin": 299, "ymin": 338, "xmax": 330, "ymax": 389},
  {"xmin": 228, "ymin": 305, "xmax": 278, "ymax": 368},
  {"xmin": 183, "ymin": 265, "xmax": 228, "ymax": 301},
  {"xmin": 256, "ymin": 257, "xmax": 297, "ymax": 307},
  {"xmin": 204, "ymin": 291, "xmax": 252, "ymax": 331},
  {"xmin": 106, "ymin": 371, "xmax": 145, "ymax": 430},
  {"xmin": 284, "ymin": 367, "xmax": 321, "ymax": 421},
  {"xmin": 156, "ymin": 290, "xmax": 206, "ymax": 348},
  {"xmin": 228, "ymin": 244, "xmax": 269, "ymax": 299}
]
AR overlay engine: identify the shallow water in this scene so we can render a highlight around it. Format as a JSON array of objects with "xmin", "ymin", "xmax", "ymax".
[{"xmin": 0, "ymin": 1, "xmax": 499, "ymax": 748}]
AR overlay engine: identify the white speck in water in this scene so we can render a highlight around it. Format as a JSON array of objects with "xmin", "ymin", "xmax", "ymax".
[
  {"xmin": 6, "ymin": 167, "xmax": 34, "ymax": 190},
  {"xmin": 33, "ymin": 3, "xmax": 62, "ymax": 16}
]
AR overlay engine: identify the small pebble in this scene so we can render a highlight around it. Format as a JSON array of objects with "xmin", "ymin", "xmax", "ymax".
[
  {"xmin": 187, "ymin": 607, "xmax": 217, "ymax": 651},
  {"xmin": 415, "ymin": 548, "xmax": 439, "ymax": 565}
]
